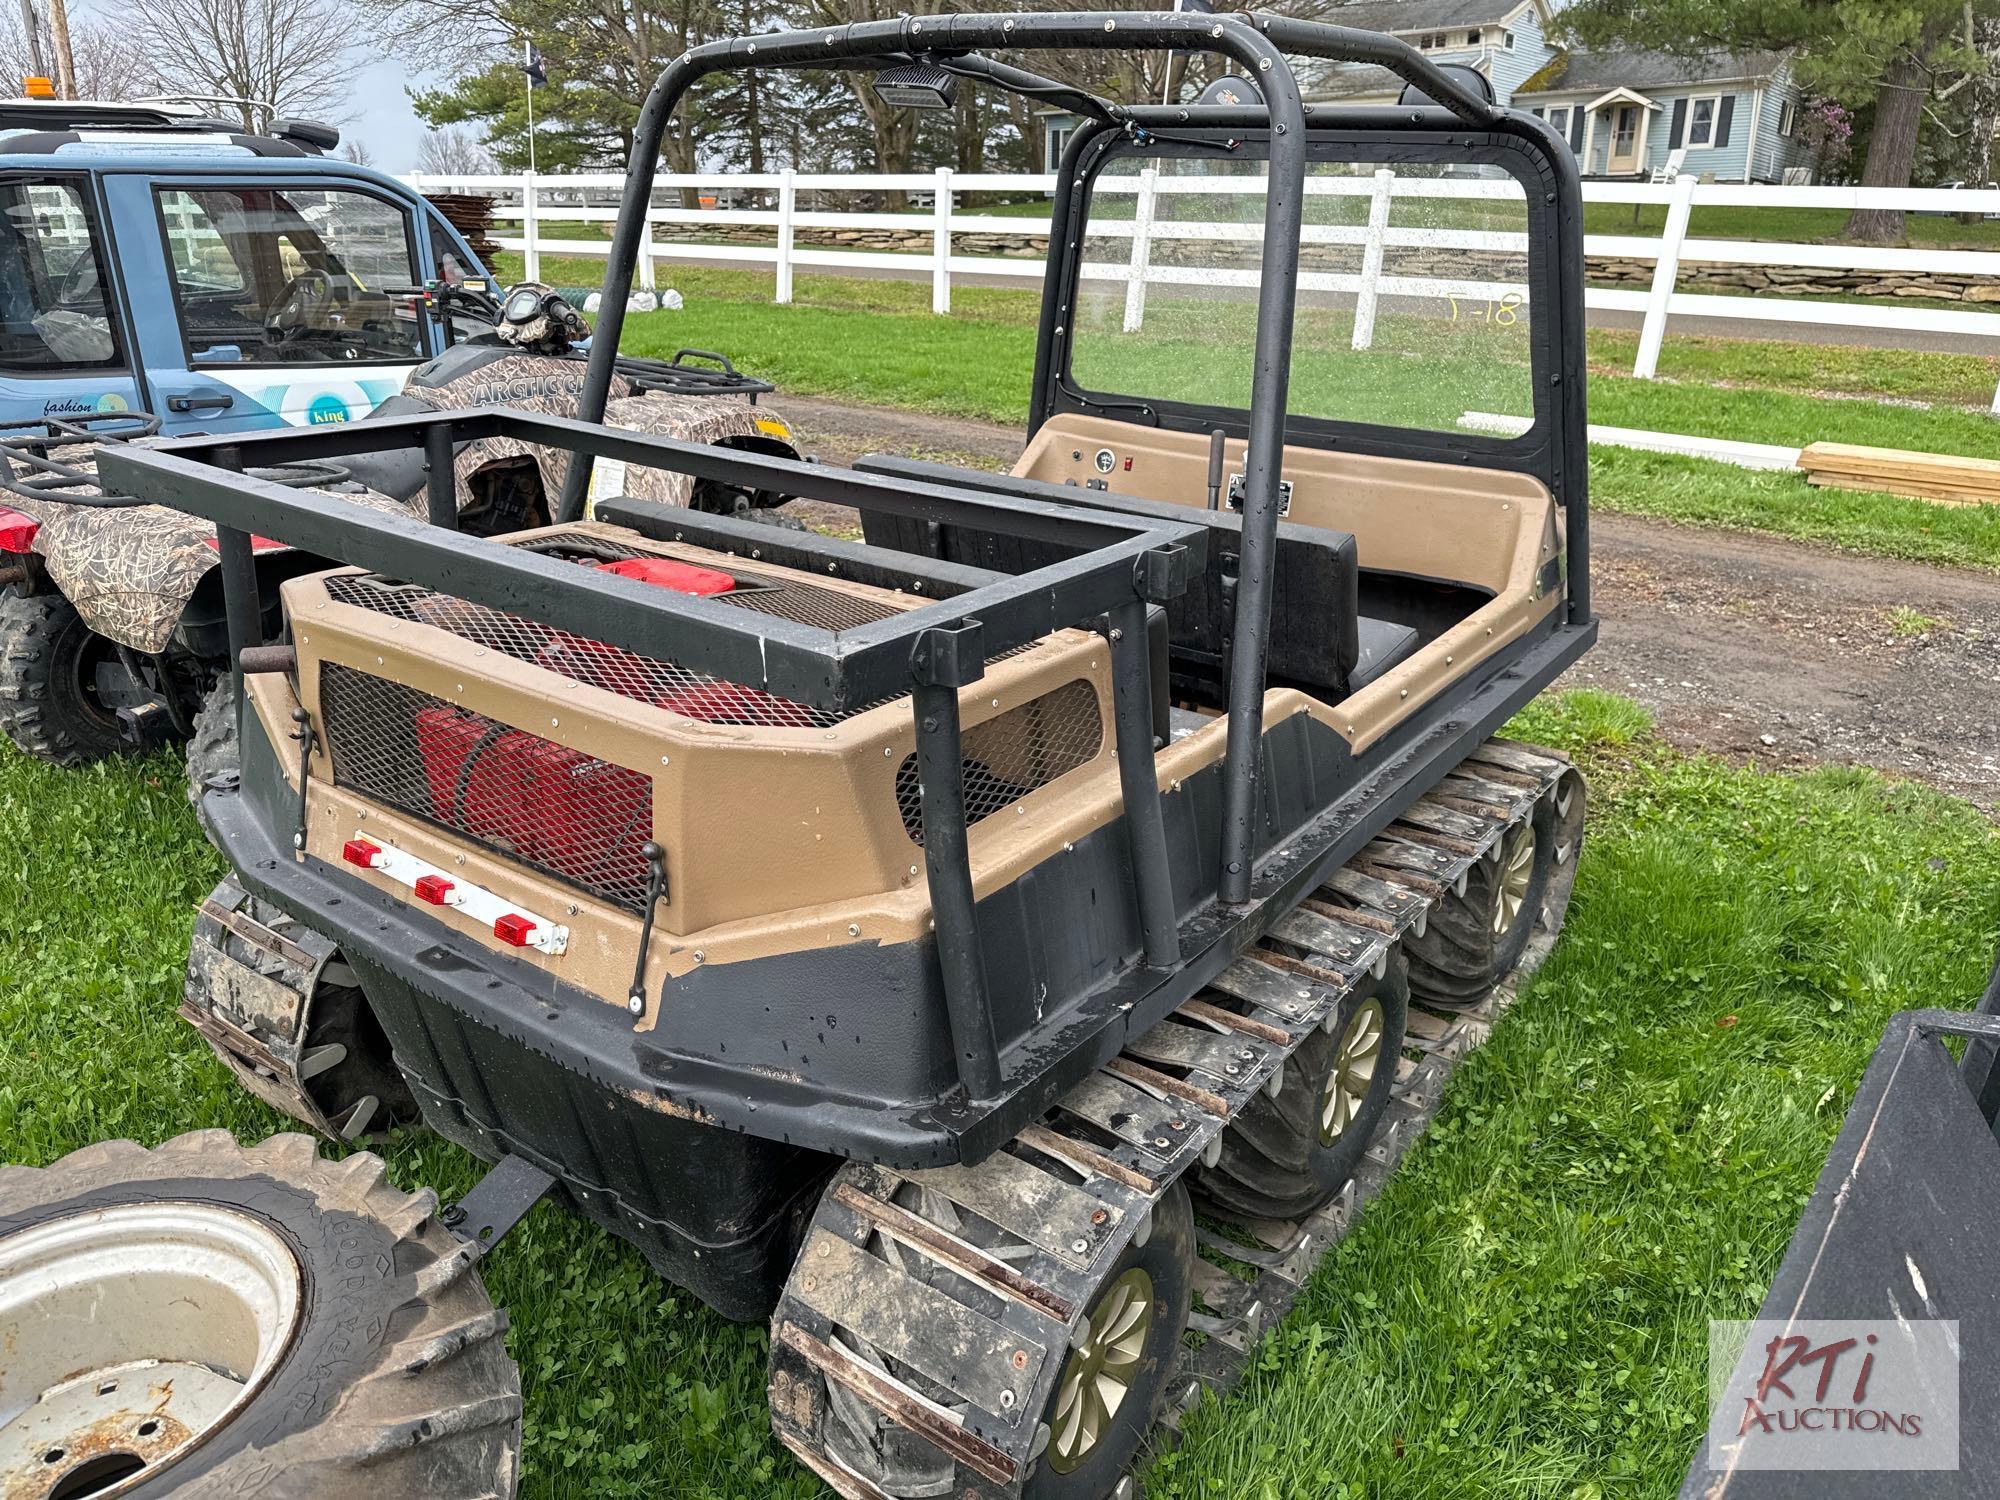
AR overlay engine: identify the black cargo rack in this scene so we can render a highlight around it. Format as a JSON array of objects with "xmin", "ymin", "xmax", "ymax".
[{"xmin": 97, "ymin": 409, "xmax": 1206, "ymax": 1100}]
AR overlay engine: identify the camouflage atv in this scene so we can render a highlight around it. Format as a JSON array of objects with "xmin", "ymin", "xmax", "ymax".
[{"xmin": 0, "ymin": 284, "xmax": 801, "ymax": 776}]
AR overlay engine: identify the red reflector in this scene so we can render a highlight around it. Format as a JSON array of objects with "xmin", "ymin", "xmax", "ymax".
[
  {"xmin": 342, "ymin": 838, "xmax": 382, "ymax": 869},
  {"xmin": 201, "ymin": 534, "xmax": 289, "ymax": 555},
  {"xmin": 493, "ymin": 912, "xmax": 536, "ymax": 947},
  {"xmin": 0, "ymin": 505, "xmax": 39, "ymax": 554},
  {"xmin": 414, "ymin": 873, "xmax": 456, "ymax": 905},
  {"xmin": 597, "ymin": 556, "xmax": 735, "ymax": 595}
]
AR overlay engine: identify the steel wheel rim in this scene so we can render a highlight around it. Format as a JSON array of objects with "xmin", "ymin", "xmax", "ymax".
[
  {"xmin": 1319, "ymin": 996, "xmax": 1386, "ymax": 1147},
  {"xmin": 1492, "ymin": 820, "xmax": 1537, "ymax": 937},
  {"xmin": 0, "ymin": 1202, "xmax": 302, "ymax": 1500},
  {"xmin": 1047, "ymin": 1266, "xmax": 1154, "ymax": 1474}
]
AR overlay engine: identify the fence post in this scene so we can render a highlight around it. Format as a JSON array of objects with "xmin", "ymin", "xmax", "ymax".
[
  {"xmin": 638, "ymin": 207, "xmax": 658, "ymax": 293},
  {"xmin": 1634, "ymin": 172, "xmax": 1697, "ymax": 380},
  {"xmin": 520, "ymin": 172, "xmax": 540, "ymax": 284},
  {"xmin": 932, "ymin": 167, "xmax": 953, "ymax": 314},
  {"xmin": 1122, "ymin": 166, "xmax": 1160, "ymax": 333},
  {"xmin": 776, "ymin": 168, "xmax": 797, "ymax": 305},
  {"xmin": 1350, "ymin": 168, "xmax": 1395, "ymax": 351}
]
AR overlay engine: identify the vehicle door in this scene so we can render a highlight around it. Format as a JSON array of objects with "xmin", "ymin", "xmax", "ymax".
[
  {"xmin": 0, "ymin": 173, "xmax": 143, "ymax": 426},
  {"xmin": 101, "ymin": 172, "xmax": 434, "ymax": 433}
]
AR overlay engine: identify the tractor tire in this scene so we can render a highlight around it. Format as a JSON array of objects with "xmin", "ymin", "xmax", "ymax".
[
  {"xmin": 186, "ymin": 675, "xmax": 239, "ymax": 838},
  {"xmin": 1405, "ymin": 795, "xmax": 1557, "ymax": 1008},
  {"xmin": 1026, "ymin": 1182, "xmax": 1194, "ymax": 1499},
  {"xmin": 1194, "ymin": 961, "xmax": 1408, "ymax": 1221},
  {"xmin": 0, "ymin": 1130, "xmax": 522, "ymax": 1500},
  {"xmin": 0, "ymin": 590, "xmax": 130, "ymax": 766}
]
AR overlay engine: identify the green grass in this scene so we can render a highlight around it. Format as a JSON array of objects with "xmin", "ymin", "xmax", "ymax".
[
  {"xmin": 497, "ymin": 262, "xmax": 2000, "ymax": 570},
  {"xmin": 2, "ymin": 697, "xmax": 1996, "ymax": 1497},
  {"xmin": 1156, "ymin": 697, "xmax": 2000, "ymax": 1499}
]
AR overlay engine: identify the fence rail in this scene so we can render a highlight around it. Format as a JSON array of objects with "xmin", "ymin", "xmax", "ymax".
[{"xmin": 406, "ymin": 169, "xmax": 2000, "ymax": 411}]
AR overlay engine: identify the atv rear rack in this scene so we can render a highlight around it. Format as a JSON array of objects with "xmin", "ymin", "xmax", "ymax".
[{"xmin": 99, "ymin": 409, "xmax": 1204, "ymax": 1108}]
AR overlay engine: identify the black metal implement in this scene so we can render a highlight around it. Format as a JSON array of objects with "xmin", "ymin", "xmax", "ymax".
[{"xmin": 97, "ymin": 410, "xmax": 1204, "ymax": 1103}]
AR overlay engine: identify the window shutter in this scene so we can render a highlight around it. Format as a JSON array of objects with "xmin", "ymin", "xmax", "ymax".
[
  {"xmin": 1669, "ymin": 97, "xmax": 1688, "ymax": 149},
  {"xmin": 1570, "ymin": 108, "xmax": 1585, "ymax": 152},
  {"xmin": 1716, "ymin": 95, "xmax": 1736, "ymax": 148}
]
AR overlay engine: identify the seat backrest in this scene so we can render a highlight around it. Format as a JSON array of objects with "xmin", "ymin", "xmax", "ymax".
[{"xmin": 851, "ymin": 455, "xmax": 1360, "ymax": 697}]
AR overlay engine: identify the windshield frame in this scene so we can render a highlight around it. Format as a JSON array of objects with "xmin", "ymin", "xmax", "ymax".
[{"xmin": 1037, "ymin": 117, "xmax": 1569, "ymax": 484}]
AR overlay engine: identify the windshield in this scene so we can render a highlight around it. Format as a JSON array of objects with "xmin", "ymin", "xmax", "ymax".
[
  {"xmin": 0, "ymin": 179, "xmax": 122, "ymax": 372},
  {"xmin": 1067, "ymin": 149, "xmax": 1537, "ymax": 440},
  {"xmin": 157, "ymin": 185, "xmax": 425, "ymax": 367}
]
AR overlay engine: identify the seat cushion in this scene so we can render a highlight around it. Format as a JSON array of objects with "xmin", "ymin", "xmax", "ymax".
[{"xmin": 1349, "ymin": 616, "xmax": 1421, "ymax": 692}]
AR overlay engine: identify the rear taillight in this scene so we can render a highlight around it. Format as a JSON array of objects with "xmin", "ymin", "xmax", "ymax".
[
  {"xmin": 414, "ymin": 873, "xmax": 457, "ymax": 905},
  {"xmin": 0, "ymin": 506, "xmax": 39, "ymax": 554},
  {"xmin": 342, "ymin": 837, "xmax": 383, "ymax": 869},
  {"xmin": 493, "ymin": 912, "xmax": 538, "ymax": 947}
]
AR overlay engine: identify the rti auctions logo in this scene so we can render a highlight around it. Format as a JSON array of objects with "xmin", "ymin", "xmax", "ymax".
[
  {"xmin": 1707, "ymin": 1319, "xmax": 1958, "ymax": 1472},
  {"xmin": 1738, "ymin": 1329, "xmax": 1919, "ymax": 1439}
]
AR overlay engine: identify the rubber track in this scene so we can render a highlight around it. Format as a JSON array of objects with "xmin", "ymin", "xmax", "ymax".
[{"xmin": 768, "ymin": 739, "xmax": 1587, "ymax": 1499}]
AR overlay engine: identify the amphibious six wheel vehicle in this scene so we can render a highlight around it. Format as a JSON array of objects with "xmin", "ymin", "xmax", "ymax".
[{"xmin": 0, "ymin": 11, "xmax": 1595, "ymax": 1498}]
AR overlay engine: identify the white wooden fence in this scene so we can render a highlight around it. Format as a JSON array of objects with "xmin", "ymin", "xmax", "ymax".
[{"xmin": 406, "ymin": 169, "xmax": 2000, "ymax": 411}]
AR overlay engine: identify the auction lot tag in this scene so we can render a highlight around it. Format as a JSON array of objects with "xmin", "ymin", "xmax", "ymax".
[{"xmin": 1704, "ymin": 1318, "xmax": 1959, "ymax": 1472}]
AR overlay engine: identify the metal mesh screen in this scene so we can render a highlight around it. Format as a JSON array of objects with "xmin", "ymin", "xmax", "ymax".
[
  {"xmin": 894, "ymin": 681, "xmax": 1104, "ymax": 844},
  {"xmin": 318, "ymin": 663, "xmax": 656, "ymax": 910},
  {"xmin": 323, "ymin": 571, "xmax": 884, "ymax": 729}
]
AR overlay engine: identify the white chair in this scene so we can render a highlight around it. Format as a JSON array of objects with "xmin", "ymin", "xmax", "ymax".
[{"xmin": 1650, "ymin": 147, "xmax": 1687, "ymax": 184}]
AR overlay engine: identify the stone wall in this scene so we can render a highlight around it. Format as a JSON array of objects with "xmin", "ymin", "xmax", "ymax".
[{"xmin": 659, "ymin": 223, "xmax": 2000, "ymax": 303}]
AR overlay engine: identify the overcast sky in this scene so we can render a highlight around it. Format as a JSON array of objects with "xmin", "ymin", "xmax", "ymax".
[{"xmin": 345, "ymin": 55, "xmax": 438, "ymax": 174}]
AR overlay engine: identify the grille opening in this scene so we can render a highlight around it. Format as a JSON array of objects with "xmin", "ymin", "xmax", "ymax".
[
  {"xmin": 318, "ymin": 664, "xmax": 656, "ymax": 910},
  {"xmin": 895, "ymin": 681, "xmax": 1104, "ymax": 845}
]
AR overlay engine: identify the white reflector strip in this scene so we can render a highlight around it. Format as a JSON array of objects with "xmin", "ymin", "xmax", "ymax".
[{"xmin": 348, "ymin": 831, "xmax": 569, "ymax": 955}]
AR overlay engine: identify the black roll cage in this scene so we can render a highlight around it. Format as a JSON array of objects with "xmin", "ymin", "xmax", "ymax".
[
  {"xmin": 564, "ymin": 10, "xmax": 1587, "ymax": 910},
  {"xmin": 91, "ymin": 11, "xmax": 1589, "ymax": 1114}
]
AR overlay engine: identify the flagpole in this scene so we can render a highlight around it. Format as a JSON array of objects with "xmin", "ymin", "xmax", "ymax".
[{"xmin": 524, "ymin": 40, "xmax": 538, "ymax": 176}]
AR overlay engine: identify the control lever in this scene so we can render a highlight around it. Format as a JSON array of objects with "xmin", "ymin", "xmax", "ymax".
[{"xmin": 1205, "ymin": 428, "xmax": 1227, "ymax": 510}]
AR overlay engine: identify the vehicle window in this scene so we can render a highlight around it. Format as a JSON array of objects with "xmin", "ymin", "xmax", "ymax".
[
  {"xmin": 0, "ymin": 180, "xmax": 122, "ymax": 371},
  {"xmin": 154, "ymin": 185, "xmax": 424, "ymax": 367},
  {"xmin": 1068, "ymin": 153, "xmax": 1535, "ymax": 439},
  {"xmin": 427, "ymin": 214, "xmax": 496, "ymax": 343},
  {"xmin": 159, "ymin": 190, "xmax": 247, "ymax": 294}
]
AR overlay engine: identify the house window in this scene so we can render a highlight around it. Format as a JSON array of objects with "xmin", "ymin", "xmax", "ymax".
[
  {"xmin": 1502, "ymin": 28, "xmax": 1515, "ymax": 48},
  {"xmin": 1046, "ymin": 124, "xmax": 1073, "ymax": 173},
  {"xmin": 1466, "ymin": 30, "xmax": 1480, "ymax": 45},
  {"xmin": 1778, "ymin": 98, "xmax": 1797, "ymax": 136},
  {"xmin": 1687, "ymin": 93, "xmax": 1723, "ymax": 148},
  {"xmin": 1545, "ymin": 104, "xmax": 1571, "ymax": 136}
]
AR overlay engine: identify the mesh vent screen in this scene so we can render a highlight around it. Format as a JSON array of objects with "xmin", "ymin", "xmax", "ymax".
[
  {"xmin": 318, "ymin": 663, "xmax": 656, "ymax": 910},
  {"xmin": 323, "ymin": 572, "xmax": 879, "ymax": 728},
  {"xmin": 894, "ymin": 681, "xmax": 1103, "ymax": 845}
]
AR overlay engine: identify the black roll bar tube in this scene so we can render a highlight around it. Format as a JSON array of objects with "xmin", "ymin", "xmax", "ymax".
[{"xmin": 572, "ymin": 10, "xmax": 1478, "ymax": 906}]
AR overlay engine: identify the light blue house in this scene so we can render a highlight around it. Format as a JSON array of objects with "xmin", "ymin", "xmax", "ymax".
[
  {"xmin": 1304, "ymin": 0, "xmax": 1562, "ymax": 108},
  {"xmin": 1039, "ymin": 3, "xmax": 1818, "ymax": 185},
  {"xmin": 1513, "ymin": 48, "xmax": 1814, "ymax": 183}
]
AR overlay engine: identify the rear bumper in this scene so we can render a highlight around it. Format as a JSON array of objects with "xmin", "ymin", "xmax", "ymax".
[{"xmin": 210, "ymin": 616, "xmax": 1596, "ymax": 1173}]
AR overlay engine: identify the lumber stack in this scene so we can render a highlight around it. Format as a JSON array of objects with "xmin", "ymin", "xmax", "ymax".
[
  {"xmin": 1798, "ymin": 443, "xmax": 2000, "ymax": 507},
  {"xmin": 424, "ymin": 193, "xmax": 502, "ymax": 265}
]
